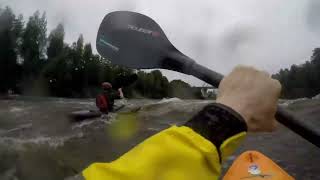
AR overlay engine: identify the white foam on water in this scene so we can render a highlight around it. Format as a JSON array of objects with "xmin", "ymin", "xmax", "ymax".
[
  {"xmin": 71, "ymin": 120, "xmax": 100, "ymax": 129},
  {"xmin": 71, "ymin": 113, "xmax": 117, "ymax": 129},
  {"xmin": 196, "ymin": 100, "xmax": 215, "ymax": 104},
  {"xmin": 1, "ymin": 123, "xmax": 32, "ymax": 135},
  {"xmin": 77, "ymin": 102, "xmax": 95, "ymax": 105},
  {"xmin": 64, "ymin": 174, "xmax": 83, "ymax": 180},
  {"xmin": 99, "ymin": 113, "xmax": 118, "ymax": 124},
  {"xmin": 117, "ymin": 99, "xmax": 128, "ymax": 106},
  {"xmin": 157, "ymin": 98, "xmax": 182, "ymax": 104},
  {"xmin": 57, "ymin": 99, "xmax": 95, "ymax": 106},
  {"xmin": 312, "ymin": 93, "xmax": 320, "ymax": 100},
  {"xmin": 136, "ymin": 98, "xmax": 184, "ymax": 111},
  {"xmin": 9, "ymin": 107, "xmax": 24, "ymax": 113},
  {"xmin": 279, "ymin": 98, "xmax": 309, "ymax": 107},
  {"xmin": 147, "ymin": 127, "xmax": 161, "ymax": 131},
  {"xmin": 0, "ymin": 132, "xmax": 84, "ymax": 150}
]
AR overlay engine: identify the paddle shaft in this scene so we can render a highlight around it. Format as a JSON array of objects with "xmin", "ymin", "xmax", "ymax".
[{"xmin": 168, "ymin": 53, "xmax": 320, "ymax": 148}]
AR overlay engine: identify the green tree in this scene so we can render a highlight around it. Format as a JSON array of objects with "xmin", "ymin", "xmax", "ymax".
[
  {"xmin": 168, "ymin": 80, "xmax": 193, "ymax": 99},
  {"xmin": 64, "ymin": 34, "xmax": 85, "ymax": 96},
  {"xmin": 43, "ymin": 44, "xmax": 73, "ymax": 97},
  {"xmin": 20, "ymin": 11, "xmax": 47, "ymax": 78},
  {"xmin": 273, "ymin": 48, "xmax": 320, "ymax": 98},
  {"xmin": 0, "ymin": 7, "xmax": 23, "ymax": 93},
  {"xmin": 149, "ymin": 70, "xmax": 169, "ymax": 98},
  {"xmin": 130, "ymin": 70, "xmax": 170, "ymax": 98},
  {"xmin": 47, "ymin": 23, "xmax": 64, "ymax": 60},
  {"xmin": 44, "ymin": 23, "xmax": 67, "ymax": 96},
  {"xmin": 82, "ymin": 43, "xmax": 104, "ymax": 96}
]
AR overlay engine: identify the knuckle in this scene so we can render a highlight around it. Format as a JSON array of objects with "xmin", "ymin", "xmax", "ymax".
[
  {"xmin": 234, "ymin": 65, "xmax": 246, "ymax": 70},
  {"xmin": 234, "ymin": 65, "xmax": 251, "ymax": 73}
]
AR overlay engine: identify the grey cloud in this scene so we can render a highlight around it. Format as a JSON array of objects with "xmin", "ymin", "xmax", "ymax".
[{"xmin": 220, "ymin": 24, "xmax": 258, "ymax": 56}]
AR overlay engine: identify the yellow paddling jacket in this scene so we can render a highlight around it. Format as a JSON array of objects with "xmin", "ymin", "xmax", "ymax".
[{"xmin": 83, "ymin": 103, "xmax": 247, "ymax": 180}]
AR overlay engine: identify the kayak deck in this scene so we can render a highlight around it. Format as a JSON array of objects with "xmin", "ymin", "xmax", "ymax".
[{"xmin": 223, "ymin": 151, "xmax": 294, "ymax": 180}]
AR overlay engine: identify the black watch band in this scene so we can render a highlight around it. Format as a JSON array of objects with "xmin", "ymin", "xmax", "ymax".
[{"xmin": 185, "ymin": 103, "xmax": 248, "ymax": 150}]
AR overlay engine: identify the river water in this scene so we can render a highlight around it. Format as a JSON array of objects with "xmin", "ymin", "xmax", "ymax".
[{"xmin": 0, "ymin": 97, "xmax": 319, "ymax": 180}]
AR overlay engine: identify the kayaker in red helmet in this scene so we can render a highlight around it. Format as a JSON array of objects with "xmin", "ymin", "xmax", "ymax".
[{"xmin": 96, "ymin": 82, "xmax": 123, "ymax": 114}]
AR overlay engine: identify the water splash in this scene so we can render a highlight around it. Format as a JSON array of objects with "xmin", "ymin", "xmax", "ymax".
[
  {"xmin": 71, "ymin": 113, "xmax": 117, "ymax": 129},
  {"xmin": 147, "ymin": 127, "xmax": 161, "ymax": 131},
  {"xmin": 0, "ymin": 123, "xmax": 32, "ymax": 136},
  {"xmin": 279, "ymin": 98, "xmax": 309, "ymax": 107},
  {"xmin": 312, "ymin": 93, "xmax": 320, "ymax": 100},
  {"xmin": 9, "ymin": 107, "xmax": 24, "ymax": 113},
  {"xmin": 157, "ymin": 98, "xmax": 182, "ymax": 104},
  {"xmin": 0, "ymin": 132, "xmax": 84, "ymax": 150},
  {"xmin": 57, "ymin": 99, "xmax": 95, "ymax": 106}
]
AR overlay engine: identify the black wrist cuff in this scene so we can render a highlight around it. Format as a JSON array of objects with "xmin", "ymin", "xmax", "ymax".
[{"xmin": 185, "ymin": 103, "xmax": 247, "ymax": 150}]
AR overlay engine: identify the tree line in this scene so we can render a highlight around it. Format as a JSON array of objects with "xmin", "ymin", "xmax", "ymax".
[
  {"xmin": 273, "ymin": 48, "xmax": 320, "ymax": 99},
  {"xmin": 0, "ymin": 7, "xmax": 202, "ymax": 99}
]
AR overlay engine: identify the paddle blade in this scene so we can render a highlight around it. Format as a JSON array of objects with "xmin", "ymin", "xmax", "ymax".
[{"xmin": 97, "ymin": 11, "xmax": 175, "ymax": 69}]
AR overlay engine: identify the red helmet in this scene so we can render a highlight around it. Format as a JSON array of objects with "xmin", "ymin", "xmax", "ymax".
[{"xmin": 102, "ymin": 82, "xmax": 112, "ymax": 89}]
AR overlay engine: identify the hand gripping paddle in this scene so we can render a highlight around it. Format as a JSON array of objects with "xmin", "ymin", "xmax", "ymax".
[{"xmin": 96, "ymin": 11, "xmax": 320, "ymax": 148}]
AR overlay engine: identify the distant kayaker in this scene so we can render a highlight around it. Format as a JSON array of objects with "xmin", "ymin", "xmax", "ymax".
[
  {"xmin": 96, "ymin": 82, "xmax": 124, "ymax": 114},
  {"xmin": 84, "ymin": 66, "xmax": 282, "ymax": 180}
]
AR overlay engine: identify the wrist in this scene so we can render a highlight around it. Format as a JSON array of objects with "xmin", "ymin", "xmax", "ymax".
[
  {"xmin": 185, "ymin": 103, "xmax": 247, "ymax": 151},
  {"xmin": 216, "ymin": 97, "xmax": 252, "ymax": 127}
]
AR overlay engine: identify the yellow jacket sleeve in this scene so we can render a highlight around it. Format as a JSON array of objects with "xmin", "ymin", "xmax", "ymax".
[{"xmin": 82, "ymin": 126, "xmax": 246, "ymax": 180}]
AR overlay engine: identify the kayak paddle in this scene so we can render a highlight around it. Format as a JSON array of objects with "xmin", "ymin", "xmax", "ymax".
[{"xmin": 96, "ymin": 11, "xmax": 320, "ymax": 148}]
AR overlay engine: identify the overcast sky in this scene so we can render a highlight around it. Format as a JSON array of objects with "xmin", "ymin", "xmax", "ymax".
[{"xmin": 1, "ymin": 0, "xmax": 320, "ymax": 86}]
